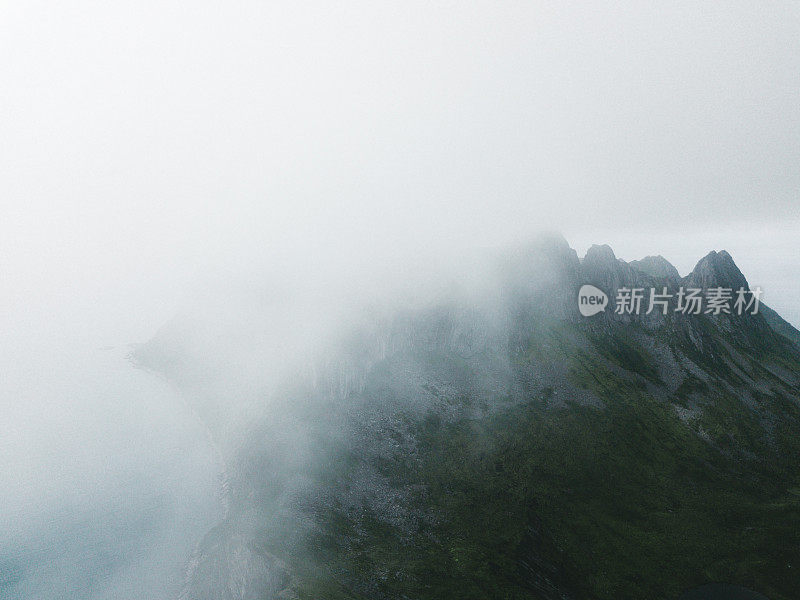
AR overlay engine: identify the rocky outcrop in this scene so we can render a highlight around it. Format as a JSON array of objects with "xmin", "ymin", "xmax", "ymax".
[
  {"xmin": 136, "ymin": 234, "xmax": 800, "ymax": 600},
  {"xmin": 684, "ymin": 250, "xmax": 750, "ymax": 291},
  {"xmin": 629, "ymin": 255, "xmax": 681, "ymax": 281},
  {"xmin": 179, "ymin": 527, "xmax": 296, "ymax": 600}
]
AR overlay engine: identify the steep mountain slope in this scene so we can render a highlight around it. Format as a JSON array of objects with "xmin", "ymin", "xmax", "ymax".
[{"xmin": 134, "ymin": 236, "xmax": 800, "ymax": 600}]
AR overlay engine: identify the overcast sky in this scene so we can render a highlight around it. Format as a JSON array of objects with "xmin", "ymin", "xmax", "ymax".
[{"xmin": 2, "ymin": 1, "xmax": 799, "ymax": 338}]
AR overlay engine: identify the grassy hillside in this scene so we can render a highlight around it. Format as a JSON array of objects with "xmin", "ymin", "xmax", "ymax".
[{"xmin": 282, "ymin": 320, "xmax": 800, "ymax": 600}]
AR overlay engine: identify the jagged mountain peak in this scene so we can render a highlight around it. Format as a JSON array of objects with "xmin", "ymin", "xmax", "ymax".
[
  {"xmin": 578, "ymin": 244, "xmax": 752, "ymax": 293},
  {"xmin": 629, "ymin": 255, "xmax": 681, "ymax": 281},
  {"xmin": 581, "ymin": 244, "xmax": 625, "ymax": 280},
  {"xmin": 134, "ymin": 235, "xmax": 800, "ymax": 600},
  {"xmin": 579, "ymin": 244, "xmax": 651, "ymax": 299},
  {"xmin": 685, "ymin": 249, "xmax": 749, "ymax": 290},
  {"xmin": 582, "ymin": 243, "xmax": 617, "ymax": 266}
]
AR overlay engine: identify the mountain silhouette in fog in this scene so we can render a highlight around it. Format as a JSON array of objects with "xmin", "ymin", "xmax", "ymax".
[{"xmin": 135, "ymin": 235, "xmax": 800, "ymax": 600}]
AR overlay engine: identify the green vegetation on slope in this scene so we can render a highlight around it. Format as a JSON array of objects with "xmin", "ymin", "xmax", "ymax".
[{"xmin": 294, "ymin": 324, "xmax": 800, "ymax": 600}]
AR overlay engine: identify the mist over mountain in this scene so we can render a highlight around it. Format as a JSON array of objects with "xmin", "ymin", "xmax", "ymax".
[
  {"xmin": 3, "ymin": 3, "xmax": 800, "ymax": 599},
  {"xmin": 134, "ymin": 235, "xmax": 800, "ymax": 600}
]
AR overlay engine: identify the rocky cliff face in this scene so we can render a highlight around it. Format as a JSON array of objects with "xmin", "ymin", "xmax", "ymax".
[
  {"xmin": 134, "ymin": 235, "xmax": 800, "ymax": 600},
  {"xmin": 628, "ymin": 255, "xmax": 682, "ymax": 281}
]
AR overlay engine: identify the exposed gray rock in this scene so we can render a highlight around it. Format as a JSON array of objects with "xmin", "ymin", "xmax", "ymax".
[
  {"xmin": 684, "ymin": 250, "xmax": 749, "ymax": 291},
  {"xmin": 629, "ymin": 255, "xmax": 681, "ymax": 281},
  {"xmin": 133, "ymin": 236, "xmax": 800, "ymax": 600},
  {"xmin": 180, "ymin": 529, "xmax": 295, "ymax": 600}
]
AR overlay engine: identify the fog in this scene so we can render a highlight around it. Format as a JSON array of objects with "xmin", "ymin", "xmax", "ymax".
[{"xmin": 1, "ymin": 2, "xmax": 799, "ymax": 598}]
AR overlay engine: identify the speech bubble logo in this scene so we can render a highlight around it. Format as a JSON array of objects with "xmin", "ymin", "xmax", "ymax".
[{"xmin": 578, "ymin": 284, "xmax": 608, "ymax": 316}]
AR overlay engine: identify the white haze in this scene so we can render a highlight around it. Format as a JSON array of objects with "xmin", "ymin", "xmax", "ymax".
[{"xmin": 1, "ymin": 2, "xmax": 799, "ymax": 598}]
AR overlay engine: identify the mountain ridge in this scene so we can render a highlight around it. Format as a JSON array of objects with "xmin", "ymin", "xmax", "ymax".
[{"xmin": 133, "ymin": 235, "xmax": 800, "ymax": 600}]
